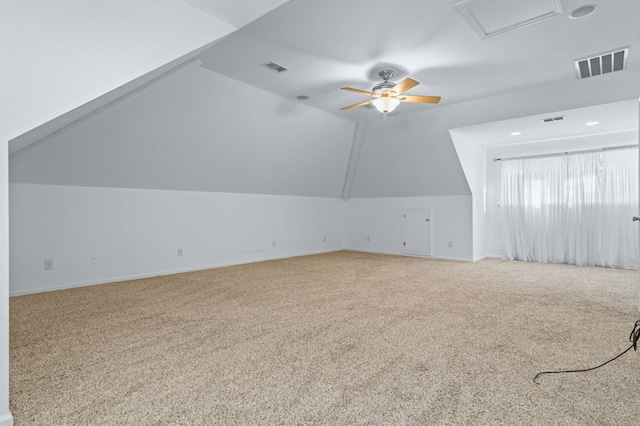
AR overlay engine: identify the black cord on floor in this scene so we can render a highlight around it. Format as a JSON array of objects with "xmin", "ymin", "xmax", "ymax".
[{"xmin": 533, "ymin": 319, "xmax": 640, "ymax": 384}]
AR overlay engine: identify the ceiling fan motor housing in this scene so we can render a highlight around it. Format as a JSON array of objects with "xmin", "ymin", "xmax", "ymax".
[
  {"xmin": 373, "ymin": 70, "xmax": 397, "ymax": 95},
  {"xmin": 372, "ymin": 81, "xmax": 397, "ymax": 96},
  {"xmin": 378, "ymin": 69, "xmax": 395, "ymax": 81}
]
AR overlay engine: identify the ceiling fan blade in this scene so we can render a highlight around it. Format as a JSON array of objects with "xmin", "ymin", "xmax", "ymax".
[
  {"xmin": 341, "ymin": 87, "xmax": 375, "ymax": 97},
  {"xmin": 398, "ymin": 95, "xmax": 441, "ymax": 104},
  {"xmin": 391, "ymin": 78, "xmax": 419, "ymax": 95},
  {"xmin": 340, "ymin": 100, "xmax": 373, "ymax": 110}
]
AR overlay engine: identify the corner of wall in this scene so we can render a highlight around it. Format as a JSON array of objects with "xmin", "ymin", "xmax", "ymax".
[
  {"xmin": 0, "ymin": 413, "xmax": 13, "ymax": 426},
  {"xmin": 0, "ymin": 141, "xmax": 12, "ymax": 424}
]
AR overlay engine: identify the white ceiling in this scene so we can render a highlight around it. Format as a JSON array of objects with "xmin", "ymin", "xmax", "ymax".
[
  {"xmin": 6, "ymin": 0, "xmax": 640, "ymax": 198},
  {"xmin": 199, "ymin": 0, "xmax": 640, "ymax": 122},
  {"xmin": 1, "ymin": 0, "xmax": 236, "ymax": 145},
  {"xmin": 452, "ymin": 99, "xmax": 639, "ymax": 148},
  {"xmin": 179, "ymin": 0, "xmax": 290, "ymax": 29}
]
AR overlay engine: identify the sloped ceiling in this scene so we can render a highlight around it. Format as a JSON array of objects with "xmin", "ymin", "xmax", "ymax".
[
  {"xmin": 0, "ymin": 0, "xmax": 239, "ymax": 146},
  {"xmin": 9, "ymin": 67, "xmax": 355, "ymax": 198},
  {"xmin": 6, "ymin": 0, "xmax": 640, "ymax": 199},
  {"xmin": 179, "ymin": 0, "xmax": 290, "ymax": 28}
]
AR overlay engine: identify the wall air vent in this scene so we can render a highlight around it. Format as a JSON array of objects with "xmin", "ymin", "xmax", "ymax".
[
  {"xmin": 574, "ymin": 48, "xmax": 628, "ymax": 79},
  {"xmin": 260, "ymin": 61, "xmax": 289, "ymax": 74},
  {"xmin": 541, "ymin": 116, "xmax": 565, "ymax": 123}
]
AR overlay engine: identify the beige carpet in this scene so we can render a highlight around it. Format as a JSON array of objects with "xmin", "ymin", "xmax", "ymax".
[{"xmin": 9, "ymin": 251, "xmax": 640, "ymax": 424}]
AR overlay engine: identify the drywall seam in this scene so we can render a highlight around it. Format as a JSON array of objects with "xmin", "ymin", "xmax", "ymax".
[{"xmin": 341, "ymin": 121, "xmax": 367, "ymax": 201}]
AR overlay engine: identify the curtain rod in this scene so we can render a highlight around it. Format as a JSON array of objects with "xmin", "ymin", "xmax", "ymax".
[{"xmin": 493, "ymin": 144, "xmax": 638, "ymax": 162}]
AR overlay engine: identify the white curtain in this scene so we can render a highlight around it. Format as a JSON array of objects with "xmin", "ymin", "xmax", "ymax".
[{"xmin": 500, "ymin": 146, "xmax": 639, "ymax": 269}]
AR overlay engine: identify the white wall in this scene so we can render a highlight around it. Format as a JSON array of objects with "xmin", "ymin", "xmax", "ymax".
[
  {"xmin": 449, "ymin": 130, "xmax": 487, "ymax": 261},
  {"xmin": 345, "ymin": 196, "xmax": 473, "ymax": 261},
  {"xmin": 485, "ymin": 130, "xmax": 639, "ymax": 257},
  {"xmin": 9, "ymin": 183, "xmax": 345, "ymax": 296},
  {"xmin": 0, "ymin": 144, "xmax": 11, "ymax": 425}
]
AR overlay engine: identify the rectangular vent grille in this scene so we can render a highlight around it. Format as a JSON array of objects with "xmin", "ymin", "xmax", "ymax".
[
  {"xmin": 260, "ymin": 61, "xmax": 289, "ymax": 73},
  {"xmin": 541, "ymin": 116, "xmax": 565, "ymax": 123},
  {"xmin": 574, "ymin": 48, "xmax": 628, "ymax": 79}
]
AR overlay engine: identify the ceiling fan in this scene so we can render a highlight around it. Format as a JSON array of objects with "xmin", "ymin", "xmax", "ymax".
[{"xmin": 340, "ymin": 70, "xmax": 441, "ymax": 114}]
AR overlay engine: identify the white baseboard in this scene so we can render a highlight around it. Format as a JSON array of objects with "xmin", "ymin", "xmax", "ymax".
[
  {"xmin": 469, "ymin": 254, "xmax": 503, "ymax": 262},
  {"xmin": 344, "ymin": 248, "xmax": 401, "ymax": 256},
  {"xmin": 10, "ymin": 248, "xmax": 345, "ymax": 297},
  {"xmin": 475, "ymin": 255, "xmax": 503, "ymax": 261},
  {"xmin": 0, "ymin": 412, "xmax": 14, "ymax": 426},
  {"xmin": 11, "ymin": 248, "xmax": 489, "ymax": 297},
  {"xmin": 430, "ymin": 255, "xmax": 473, "ymax": 262},
  {"xmin": 346, "ymin": 248, "xmax": 473, "ymax": 262}
]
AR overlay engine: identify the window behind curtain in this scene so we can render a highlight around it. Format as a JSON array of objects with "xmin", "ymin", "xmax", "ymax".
[{"xmin": 500, "ymin": 146, "xmax": 639, "ymax": 269}]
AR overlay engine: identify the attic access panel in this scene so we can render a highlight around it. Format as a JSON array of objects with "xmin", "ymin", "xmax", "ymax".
[{"xmin": 455, "ymin": 0, "xmax": 562, "ymax": 39}]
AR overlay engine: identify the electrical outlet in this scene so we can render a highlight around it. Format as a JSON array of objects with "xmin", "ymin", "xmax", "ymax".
[
  {"xmin": 44, "ymin": 259, "xmax": 53, "ymax": 270},
  {"xmin": 448, "ymin": 241, "xmax": 453, "ymax": 248},
  {"xmin": 177, "ymin": 248, "xmax": 183, "ymax": 257},
  {"xmin": 272, "ymin": 240, "xmax": 277, "ymax": 247},
  {"xmin": 91, "ymin": 254, "xmax": 98, "ymax": 264},
  {"xmin": 367, "ymin": 236, "xmax": 371, "ymax": 242},
  {"xmin": 323, "ymin": 236, "xmax": 326, "ymax": 242}
]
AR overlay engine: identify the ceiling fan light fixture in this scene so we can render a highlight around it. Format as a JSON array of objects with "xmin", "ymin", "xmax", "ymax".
[
  {"xmin": 340, "ymin": 70, "xmax": 440, "ymax": 113},
  {"xmin": 372, "ymin": 97, "xmax": 400, "ymax": 113}
]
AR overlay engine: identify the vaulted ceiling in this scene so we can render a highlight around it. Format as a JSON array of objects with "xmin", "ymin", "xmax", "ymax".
[
  {"xmin": 4, "ymin": 0, "xmax": 640, "ymax": 198},
  {"xmin": 200, "ymin": 0, "xmax": 640, "ymax": 122}
]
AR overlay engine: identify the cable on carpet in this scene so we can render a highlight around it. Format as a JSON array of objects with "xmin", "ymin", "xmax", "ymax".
[{"xmin": 533, "ymin": 319, "xmax": 640, "ymax": 384}]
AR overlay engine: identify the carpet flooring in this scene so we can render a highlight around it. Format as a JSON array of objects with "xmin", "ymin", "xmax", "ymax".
[{"xmin": 9, "ymin": 251, "xmax": 640, "ymax": 424}]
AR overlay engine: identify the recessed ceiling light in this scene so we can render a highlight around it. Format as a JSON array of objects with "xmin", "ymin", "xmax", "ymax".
[
  {"xmin": 296, "ymin": 95, "xmax": 310, "ymax": 100},
  {"xmin": 511, "ymin": 132, "xmax": 522, "ymax": 136},
  {"xmin": 569, "ymin": 4, "xmax": 597, "ymax": 19},
  {"xmin": 586, "ymin": 121, "xmax": 599, "ymax": 126}
]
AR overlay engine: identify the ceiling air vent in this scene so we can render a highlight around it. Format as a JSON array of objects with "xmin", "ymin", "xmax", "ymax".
[
  {"xmin": 260, "ymin": 61, "xmax": 289, "ymax": 74},
  {"xmin": 574, "ymin": 48, "xmax": 628, "ymax": 79},
  {"xmin": 541, "ymin": 116, "xmax": 565, "ymax": 123}
]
